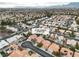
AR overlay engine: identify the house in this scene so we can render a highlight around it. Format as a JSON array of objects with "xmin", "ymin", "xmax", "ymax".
[
  {"xmin": 0, "ymin": 40, "xmax": 9, "ymax": 49},
  {"xmin": 32, "ymin": 28, "xmax": 50, "ymax": 35},
  {"xmin": 74, "ymin": 52, "xmax": 79, "ymax": 57},
  {"xmin": 75, "ymin": 32, "xmax": 79, "ymax": 40},
  {"xmin": 70, "ymin": 20, "xmax": 78, "ymax": 31},
  {"xmin": 60, "ymin": 47, "xmax": 73, "ymax": 57},
  {"xmin": 67, "ymin": 40, "xmax": 76, "ymax": 46},
  {"xmin": 16, "ymin": 35, "xmax": 23, "ymax": 39},
  {"xmin": 6, "ymin": 36, "xmax": 17, "ymax": 44},
  {"xmin": 4, "ymin": 44, "xmax": 19, "ymax": 54},
  {"xmin": 8, "ymin": 44, "xmax": 40, "ymax": 57},
  {"xmin": 6, "ymin": 26, "xmax": 18, "ymax": 32},
  {"xmin": 36, "ymin": 36, "xmax": 44, "ymax": 43},
  {"xmin": 48, "ymin": 43, "xmax": 59, "ymax": 53},
  {"xmin": 58, "ymin": 36, "xmax": 65, "ymax": 40},
  {"xmin": 59, "ymin": 29, "xmax": 65, "ymax": 35},
  {"xmin": 9, "ymin": 50, "xmax": 29, "ymax": 57},
  {"xmin": 55, "ymin": 36, "xmax": 64, "ymax": 44},
  {"xmin": 41, "ymin": 40, "xmax": 51, "ymax": 50},
  {"xmin": 65, "ymin": 30, "xmax": 72, "ymax": 34},
  {"xmin": 6, "ymin": 35, "xmax": 23, "ymax": 44},
  {"xmin": 8, "ymin": 44, "xmax": 30, "ymax": 57},
  {"xmin": 50, "ymin": 34, "xmax": 56, "ymax": 41},
  {"xmin": 28, "ymin": 35, "xmax": 44, "ymax": 43},
  {"xmin": 28, "ymin": 35, "xmax": 37, "ymax": 41}
]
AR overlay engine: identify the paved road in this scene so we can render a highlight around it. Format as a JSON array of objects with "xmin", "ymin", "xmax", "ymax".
[
  {"xmin": 0, "ymin": 31, "xmax": 20, "ymax": 40},
  {"xmin": 0, "ymin": 29, "xmax": 27, "ymax": 41},
  {"xmin": 21, "ymin": 41, "xmax": 54, "ymax": 57}
]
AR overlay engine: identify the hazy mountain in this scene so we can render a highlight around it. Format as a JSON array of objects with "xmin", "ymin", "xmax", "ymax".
[
  {"xmin": 14, "ymin": 2, "xmax": 79, "ymax": 8},
  {"xmin": 63, "ymin": 2, "xmax": 79, "ymax": 8},
  {"xmin": 49, "ymin": 2, "xmax": 79, "ymax": 8}
]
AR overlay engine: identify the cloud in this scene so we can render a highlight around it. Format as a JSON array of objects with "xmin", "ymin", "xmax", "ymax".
[{"xmin": 0, "ymin": 1, "xmax": 70, "ymax": 8}]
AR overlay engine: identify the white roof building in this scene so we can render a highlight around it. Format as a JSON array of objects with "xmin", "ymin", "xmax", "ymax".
[
  {"xmin": 21, "ymin": 23, "xmax": 27, "ymax": 29},
  {"xmin": 59, "ymin": 29, "xmax": 65, "ymax": 34},
  {"xmin": 58, "ymin": 36, "xmax": 64, "ymax": 40},
  {"xmin": 6, "ymin": 26, "xmax": 18, "ymax": 32},
  {"xmin": 75, "ymin": 32, "xmax": 79, "ymax": 39},
  {"xmin": 0, "ymin": 40, "xmax": 9, "ymax": 49},
  {"xmin": 67, "ymin": 40, "xmax": 76, "ymax": 46},
  {"xmin": 32, "ymin": 28, "xmax": 50, "ymax": 35},
  {"xmin": 6, "ymin": 36, "xmax": 17, "ymax": 43},
  {"xmin": 16, "ymin": 35, "xmax": 23, "ymax": 39},
  {"xmin": 6, "ymin": 35, "xmax": 23, "ymax": 43},
  {"xmin": 70, "ymin": 20, "xmax": 78, "ymax": 31}
]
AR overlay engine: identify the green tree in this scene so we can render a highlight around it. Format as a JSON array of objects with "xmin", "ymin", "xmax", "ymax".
[
  {"xmin": 0, "ymin": 26, "xmax": 6, "ymax": 30},
  {"xmin": 43, "ymin": 35, "xmax": 49, "ymax": 40},
  {"xmin": 12, "ymin": 20, "xmax": 16, "ymax": 25},
  {"xmin": 31, "ymin": 39, "xmax": 36, "ymax": 44},
  {"xmin": 27, "ymin": 32, "xmax": 32, "ymax": 37},
  {"xmin": 0, "ymin": 51, "xmax": 8, "ymax": 57},
  {"xmin": 76, "ymin": 17, "xmax": 79, "ymax": 25},
  {"xmin": 37, "ymin": 43, "xmax": 43, "ymax": 48},
  {"xmin": 1, "ymin": 20, "xmax": 5, "ymax": 25},
  {"xmin": 69, "ymin": 31, "xmax": 75, "ymax": 38}
]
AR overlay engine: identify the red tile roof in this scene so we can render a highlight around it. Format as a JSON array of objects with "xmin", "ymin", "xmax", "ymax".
[
  {"xmin": 48, "ymin": 43, "xmax": 59, "ymax": 52},
  {"xmin": 36, "ymin": 36, "xmax": 44, "ymax": 43},
  {"xmin": 28, "ymin": 35, "xmax": 37, "ymax": 40},
  {"xmin": 42, "ymin": 40, "xmax": 51, "ymax": 49}
]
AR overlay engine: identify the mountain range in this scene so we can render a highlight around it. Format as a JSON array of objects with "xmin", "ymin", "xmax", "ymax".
[
  {"xmin": 14, "ymin": 2, "xmax": 79, "ymax": 8},
  {"xmin": 49, "ymin": 2, "xmax": 79, "ymax": 8}
]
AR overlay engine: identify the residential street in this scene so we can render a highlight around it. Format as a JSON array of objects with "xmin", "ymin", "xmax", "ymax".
[{"xmin": 21, "ymin": 41, "xmax": 54, "ymax": 57}]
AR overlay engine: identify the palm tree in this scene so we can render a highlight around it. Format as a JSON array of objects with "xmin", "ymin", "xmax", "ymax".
[
  {"xmin": 31, "ymin": 39, "xmax": 36, "ymax": 44},
  {"xmin": 75, "ymin": 42, "xmax": 79, "ymax": 50},
  {"xmin": 53, "ymin": 51, "xmax": 60, "ymax": 57},
  {"xmin": 58, "ymin": 45, "xmax": 64, "ymax": 54},
  {"xmin": 58, "ymin": 45, "xmax": 63, "ymax": 55},
  {"xmin": 69, "ymin": 46, "xmax": 76, "ymax": 57},
  {"xmin": 55, "ymin": 28, "xmax": 59, "ymax": 34},
  {"xmin": 50, "ymin": 34, "xmax": 56, "ymax": 41},
  {"xmin": 63, "ymin": 38, "xmax": 67, "ymax": 46},
  {"xmin": 28, "ymin": 50, "xmax": 34, "ymax": 56},
  {"xmin": 27, "ymin": 32, "xmax": 32, "ymax": 37}
]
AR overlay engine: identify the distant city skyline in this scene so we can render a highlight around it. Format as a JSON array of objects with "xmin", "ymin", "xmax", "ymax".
[{"xmin": 0, "ymin": 0, "xmax": 79, "ymax": 8}]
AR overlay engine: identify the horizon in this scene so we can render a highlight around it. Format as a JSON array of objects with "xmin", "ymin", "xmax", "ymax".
[{"xmin": 0, "ymin": 0, "xmax": 79, "ymax": 8}]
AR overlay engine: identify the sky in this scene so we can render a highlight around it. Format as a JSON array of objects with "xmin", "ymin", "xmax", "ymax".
[{"xmin": 0, "ymin": 0, "xmax": 79, "ymax": 8}]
